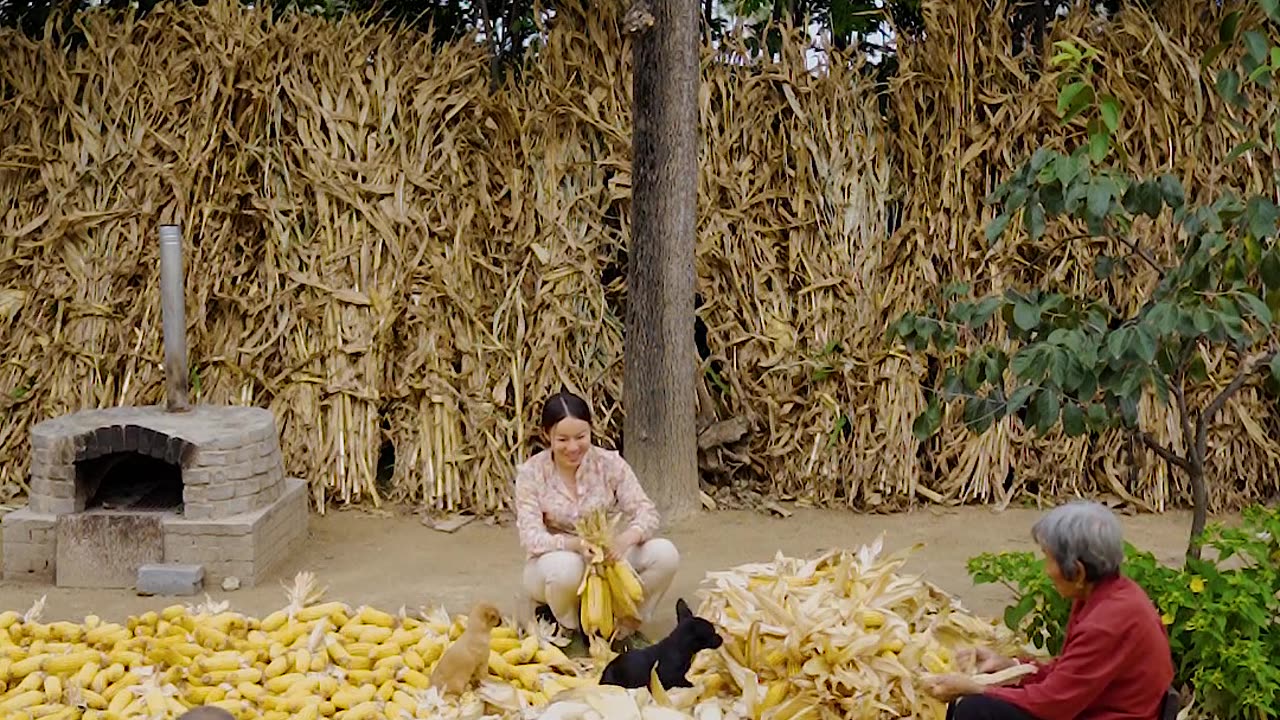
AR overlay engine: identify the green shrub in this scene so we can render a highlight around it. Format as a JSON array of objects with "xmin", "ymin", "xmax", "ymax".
[{"xmin": 967, "ymin": 504, "xmax": 1280, "ymax": 720}]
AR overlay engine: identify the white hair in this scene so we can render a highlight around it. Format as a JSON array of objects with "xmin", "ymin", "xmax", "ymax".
[{"xmin": 1031, "ymin": 500, "xmax": 1125, "ymax": 582}]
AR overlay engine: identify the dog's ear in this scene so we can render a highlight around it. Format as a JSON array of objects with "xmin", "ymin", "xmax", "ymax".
[{"xmin": 675, "ymin": 598, "xmax": 692, "ymax": 621}]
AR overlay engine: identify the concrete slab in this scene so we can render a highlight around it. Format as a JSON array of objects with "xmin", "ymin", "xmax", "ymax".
[{"xmin": 136, "ymin": 564, "xmax": 204, "ymax": 596}]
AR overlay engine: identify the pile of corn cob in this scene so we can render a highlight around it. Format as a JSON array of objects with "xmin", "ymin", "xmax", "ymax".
[
  {"xmin": 574, "ymin": 510, "xmax": 645, "ymax": 640},
  {"xmin": 0, "ymin": 573, "xmax": 595, "ymax": 720},
  {"xmin": 675, "ymin": 535, "xmax": 1042, "ymax": 720},
  {"xmin": 0, "ymin": 537, "xmax": 1036, "ymax": 720}
]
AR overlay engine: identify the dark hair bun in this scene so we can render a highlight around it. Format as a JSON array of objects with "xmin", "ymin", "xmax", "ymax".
[{"xmin": 541, "ymin": 389, "xmax": 592, "ymax": 432}]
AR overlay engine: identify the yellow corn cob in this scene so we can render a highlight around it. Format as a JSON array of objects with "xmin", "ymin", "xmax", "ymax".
[
  {"xmin": 0, "ymin": 690, "xmax": 44, "ymax": 713},
  {"xmin": 296, "ymin": 602, "xmax": 350, "ymax": 623},
  {"xmin": 357, "ymin": 626, "xmax": 393, "ymax": 644},
  {"xmin": 8, "ymin": 654, "xmax": 43, "ymax": 679},
  {"xmin": 534, "ymin": 645, "xmax": 575, "ymax": 671},
  {"xmin": 263, "ymin": 655, "xmax": 290, "ymax": 679},
  {"xmin": 400, "ymin": 669, "xmax": 431, "ymax": 690},
  {"xmin": 505, "ymin": 635, "xmax": 540, "ymax": 665},
  {"xmin": 105, "ymin": 687, "xmax": 133, "ymax": 714},
  {"xmin": 0, "ymin": 611, "xmax": 20, "ymax": 629},
  {"xmin": 14, "ymin": 670, "xmax": 45, "ymax": 691},
  {"xmin": 78, "ymin": 688, "xmax": 109, "ymax": 709},
  {"xmin": 611, "ymin": 560, "xmax": 645, "ymax": 603},
  {"xmin": 236, "ymin": 681, "xmax": 266, "ymax": 702},
  {"xmin": 489, "ymin": 637, "xmax": 521, "ymax": 653},
  {"xmin": 283, "ymin": 675, "xmax": 320, "ymax": 696},
  {"xmin": 605, "ymin": 563, "xmax": 640, "ymax": 621},
  {"xmin": 343, "ymin": 700, "xmax": 383, "ymax": 720},
  {"xmin": 402, "ymin": 648, "xmax": 425, "ymax": 671},
  {"xmin": 259, "ymin": 610, "xmax": 290, "ymax": 633},
  {"xmin": 43, "ymin": 674, "xmax": 63, "ymax": 702},
  {"xmin": 331, "ymin": 684, "xmax": 376, "ymax": 709},
  {"xmin": 369, "ymin": 642, "xmax": 402, "ymax": 661},
  {"xmin": 292, "ymin": 648, "xmax": 311, "ymax": 673},
  {"xmin": 598, "ymin": 573, "xmax": 615, "ymax": 639},
  {"xmin": 195, "ymin": 651, "xmax": 245, "ymax": 673},
  {"xmin": 264, "ymin": 672, "xmax": 305, "ymax": 694},
  {"xmin": 358, "ymin": 607, "xmax": 397, "ymax": 629}
]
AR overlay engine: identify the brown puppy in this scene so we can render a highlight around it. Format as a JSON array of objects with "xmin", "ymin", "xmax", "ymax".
[{"xmin": 429, "ymin": 602, "xmax": 503, "ymax": 696}]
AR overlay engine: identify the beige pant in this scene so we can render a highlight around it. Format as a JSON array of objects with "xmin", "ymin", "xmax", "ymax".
[{"xmin": 522, "ymin": 538, "xmax": 680, "ymax": 630}]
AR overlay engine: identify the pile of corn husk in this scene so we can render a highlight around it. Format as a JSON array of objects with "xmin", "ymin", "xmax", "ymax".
[{"xmin": 673, "ymin": 535, "xmax": 1045, "ymax": 720}]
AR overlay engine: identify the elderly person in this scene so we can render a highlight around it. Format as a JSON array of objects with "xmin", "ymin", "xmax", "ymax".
[
  {"xmin": 924, "ymin": 501, "xmax": 1174, "ymax": 720},
  {"xmin": 515, "ymin": 388, "xmax": 681, "ymax": 655}
]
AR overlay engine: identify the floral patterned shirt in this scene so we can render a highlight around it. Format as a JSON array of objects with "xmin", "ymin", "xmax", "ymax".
[{"xmin": 514, "ymin": 446, "xmax": 661, "ymax": 559}]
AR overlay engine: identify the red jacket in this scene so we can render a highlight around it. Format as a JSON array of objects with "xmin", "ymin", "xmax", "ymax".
[{"xmin": 984, "ymin": 575, "xmax": 1174, "ymax": 720}]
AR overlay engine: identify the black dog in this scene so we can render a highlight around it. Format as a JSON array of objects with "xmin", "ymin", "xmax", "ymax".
[{"xmin": 599, "ymin": 598, "xmax": 724, "ymax": 690}]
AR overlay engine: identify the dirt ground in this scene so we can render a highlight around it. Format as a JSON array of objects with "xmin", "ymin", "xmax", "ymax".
[{"xmin": 0, "ymin": 504, "xmax": 1209, "ymax": 635}]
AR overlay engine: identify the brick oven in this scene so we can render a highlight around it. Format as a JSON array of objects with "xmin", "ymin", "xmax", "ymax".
[{"xmin": 1, "ymin": 225, "xmax": 308, "ymax": 589}]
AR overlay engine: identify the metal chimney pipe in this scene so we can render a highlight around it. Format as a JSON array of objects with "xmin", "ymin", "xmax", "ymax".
[{"xmin": 158, "ymin": 224, "xmax": 192, "ymax": 413}]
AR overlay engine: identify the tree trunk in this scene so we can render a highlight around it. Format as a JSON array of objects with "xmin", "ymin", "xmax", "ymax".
[
  {"xmin": 1185, "ymin": 460, "xmax": 1207, "ymax": 563},
  {"xmin": 624, "ymin": 0, "xmax": 701, "ymax": 525}
]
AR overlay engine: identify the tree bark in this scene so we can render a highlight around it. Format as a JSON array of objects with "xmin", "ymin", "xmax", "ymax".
[{"xmin": 624, "ymin": 0, "xmax": 701, "ymax": 525}]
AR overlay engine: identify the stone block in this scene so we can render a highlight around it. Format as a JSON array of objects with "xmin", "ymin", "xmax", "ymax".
[
  {"xmin": 31, "ymin": 497, "xmax": 76, "ymax": 515},
  {"xmin": 55, "ymin": 513, "xmax": 165, "ymax": 588},
  {"xmin": 137, "ymin": 564, "xmax": 204, "ymax": 596},
  {"xmin": 206, "ymin": 483, "xmax": 237, "ymax": 502}
]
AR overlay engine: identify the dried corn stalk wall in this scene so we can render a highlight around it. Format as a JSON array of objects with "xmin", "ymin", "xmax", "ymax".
[
  {"xmin": 0, "ymin": 0, "xmax": 1276, "ymax": 514},
  {"xmin": 886, "ymin": 0, "xmax": 1280, "ymax": 513}
]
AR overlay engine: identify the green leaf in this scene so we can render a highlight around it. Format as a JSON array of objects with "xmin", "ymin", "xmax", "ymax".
[
  {"xmin": 1200, "ymin": 41, "xmax": 1229, "ymax": 70},
  {"xmin": 1159, "ymin": 174, "xmax": 1185, "ymax": 210},
  {"xmin": 1086, "ymin": 182, "xmax": 1111, "ymax": 224},
  {"xmin": 1147, "ymin": 302, "xmax": 1178, "ymax": 335},
  {"xmin": 1086, "ymin": 403, "xmax": 1110, "ymax": 430},
  {"xmin": 1244, "ymin": 30, "xmax": 1270, "ymax": 65},
  {"xmin": 1013, "ymin": 302, "xmax": 1042, "ymax": 331},
  {"xmin": 1239, "ymin": 292, "xmax": 1273, "ymax": 325},
  {"xmin": 1010, "ymin": 348, "xmax": 1038, "ymax": 380},
  {"xmin": 1247, "ymin": 60, "xmax": 1272, "ymax": 85},
  {"xmin": 1099, "ymin": 95, "xmax": 1121, "ymax": 133},
  {"xmin": 912, "ymin": 399, "xmax": 943, "ymax": 441},
  {"xmin": 986, "ymin": 213, "xmax": 1012, "ymax": 243},
  {"xmin": 1089, "ymin": 129, "xmax": 1110, "ymax": 164},
  {"xmin": 1025, "ymin": 202, "xmax": 1047, "ymax": 241},
  {"xmin": 1265, "ymin": 0, "xmax": 1280, "ymax": 23},
  {"xmin": 1134, "ymin": 326, "xmax": 1158, "ymax": 363},
  {"xmin": 1094, "ymin": 255, "xmax": 1114, "ymax": 280},
  {"xmin": 1054, "ymin": 154, "xmax": 1081, "ymax": 186},
  {"xmin": 1062, "ymin": 404, "xmax": 1086, "ymax": 437},
  {"xmin": 1270, "ymin": 354, "xmax": 1280, "ymax": 384},
  {"xmin": 1107, "ymin": 327, "xmax": 1128, "ymax": 360},
  {"xmin": 1057, "ymin": 81, "xmax": 1095, "ymax": 121},
  {"xmin": 1216, "ymin": 68, "xmax": 1244, "ymax": 107},
  {"xmin": 1033, "ymin": 389, "xmax": 1060, "ymax": 435},
  {"xmin": 1261, "ymin": 250, "xmax": 1280, "ymax": 289},
  {"xmin": 1247, "ymin": 197, "xmax": 1280, "ymax": 239},
  {"xmin": 1226, "ymin": 141, "xmax": 1258, "ymax": 164},
  {"xmin": 970, "ymin": 297, "xmax": 1003, "ymax": 327},
  {"xmin": 1219, "ymin": 11, "xmax": 1242, "ymax": 43}
]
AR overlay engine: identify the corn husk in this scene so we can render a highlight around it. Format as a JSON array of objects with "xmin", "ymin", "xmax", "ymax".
[{"xmin": 686, "ymin": 535, "xmax": 1047, "ymax": 720}]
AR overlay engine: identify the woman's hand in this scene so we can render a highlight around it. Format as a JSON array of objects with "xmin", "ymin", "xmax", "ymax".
[
  {"xmin": 607, "ymin": 528, "xmax": 642, "ymax": 563},
  {"xmin": 957, "ymin": 646, "xmax": 1017, "ymax": 674},
  {"xmin": 921, "ymin": 673, "xmax": 983, "ymax": 702}
]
